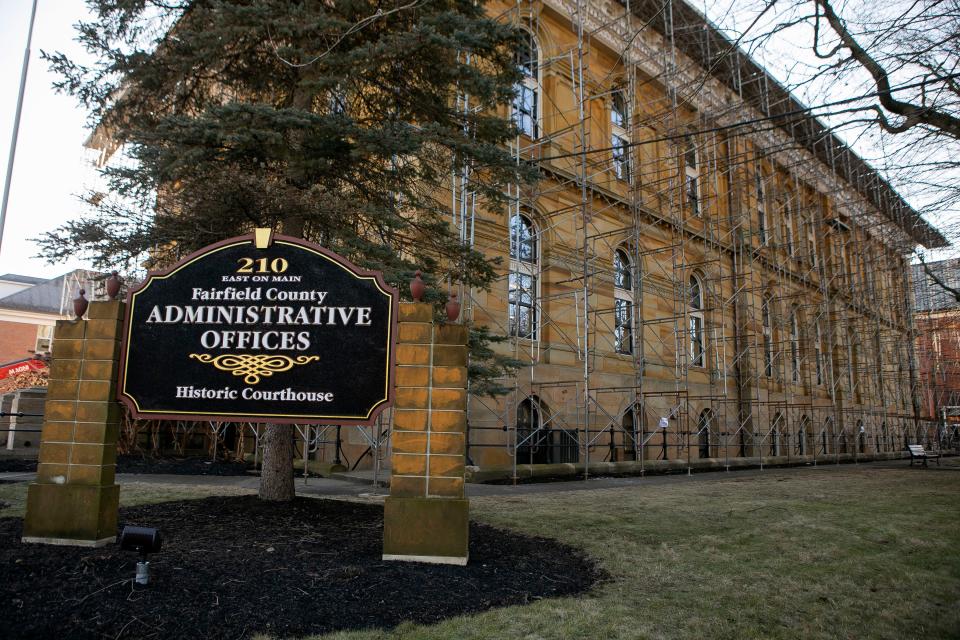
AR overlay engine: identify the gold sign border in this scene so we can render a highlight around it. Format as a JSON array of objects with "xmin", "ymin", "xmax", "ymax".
[{"xmin": 117, "ymin": 234, "xmax": 398, "ymax": 425}]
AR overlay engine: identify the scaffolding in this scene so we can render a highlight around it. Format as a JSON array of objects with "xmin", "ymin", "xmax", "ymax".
[{"xmin": 449, "ymin": 0, "xmax": 951, "ymax": 479}]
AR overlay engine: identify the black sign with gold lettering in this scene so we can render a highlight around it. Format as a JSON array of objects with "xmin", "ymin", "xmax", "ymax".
[{"xmin": 117, "ymin": 230, "xmax": 397, "ymax": 425}]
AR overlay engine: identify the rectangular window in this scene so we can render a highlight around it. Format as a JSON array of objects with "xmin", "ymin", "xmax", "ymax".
[
  {"xmin": 690, "ymin": 315, "xmax": 704, "ymax": 366},
  {"xmin": 35, "ymin": 325, "xmax": 53, "ymax": 354},
  {"xmin": 756, "ymin": 173, "xmax": 767, "ymax": 245},
  {"xmin": 615, "ymin": 297, "xmax": 633, "ymax": 354},
  {"xmin": 762, "ymin": 298, "xmax": 773, "ymax": 377},
  {"xmin": 783, "ymin": 202, "xmax": 795, "ymax": 257},
  {"xmin": 806, "ymin": 216, "xmax": 817, "ymax": 268},
  {"xmin": 790, "ymin": 315, "xmax": 800, "ymax": 383},
  {"xmin": 612, "ymin": 135, "xmax": 630, "ymax": 182},
  {"xmin": 513, "ymin": 85, "xmax": 537, "ymax": 138},
  {"xmin": 685, "ymin": 139, "xmax": 699, "ymax": 217},
  {"xmin": 509, "ymin": 270, "xmax": 537, "ymax": 339},
  {"xmin": 815, "ymin": 323, "xmax": 824, "ymax": 386},
  {"xmin": 611, "ymin": 91, "xmax": 630, "ymax": 183}
]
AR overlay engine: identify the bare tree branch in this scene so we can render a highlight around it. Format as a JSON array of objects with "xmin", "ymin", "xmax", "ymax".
[
  {"xmin": 919, "ymin": 254, "xmax": 960, "ymax": 302},
  {"xmin": 814, "ymin": 0, "xmax": 960, "ymax": 139}
]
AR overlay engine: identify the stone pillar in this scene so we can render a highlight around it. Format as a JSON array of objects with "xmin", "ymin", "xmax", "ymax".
[
  {"xmin": 22, "ymin": 301, "xmax": 123, "ymax": 546},
  {"xmin": 383, "ymin": 302, "xmax": 469, "ymax": 565}
]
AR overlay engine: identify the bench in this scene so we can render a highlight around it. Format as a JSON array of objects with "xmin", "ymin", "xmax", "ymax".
[{"xmin": 907, "ymin": 444, "xmax": 941, "ymax": 467}]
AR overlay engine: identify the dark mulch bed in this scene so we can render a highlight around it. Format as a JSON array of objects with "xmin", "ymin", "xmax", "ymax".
[
  {"xmin": 0, "ymin": 455, "xmax": 252, "ymax": 476},
  {"xmin": 0, "ymin": 458, "xmax": 38, "ymax": 473},
  {"xmin": 114, "ymin": 455, "xmax": 252, "ymax": 476},
  {"xmin": 1, "ymin": 496, "xmax": 603, "ymax": 639}
]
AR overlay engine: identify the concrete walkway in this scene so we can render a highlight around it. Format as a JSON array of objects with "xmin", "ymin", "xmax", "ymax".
[{"xmin": 2, "ymin": 457, "xmax": 951, "ymax": 499}]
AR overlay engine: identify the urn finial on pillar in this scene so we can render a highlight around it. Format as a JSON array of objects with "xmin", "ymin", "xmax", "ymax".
[
  {"xmin": 106, "ymin": 271, "xmax": 122, "ymax": 300},
  {"xmin": 410, "ymin": 270, "xmax": 426, "ymax": 302},
  {"xmin": 73, "ymin": 289, "xmax": 89, "ymax": 319},
  {"xmin": 446, "ymin": 291, "xmax": 461, "ymax": 322}
]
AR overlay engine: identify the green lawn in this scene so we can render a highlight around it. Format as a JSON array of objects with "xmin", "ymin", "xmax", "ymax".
[{"xmin": 3, "ymin": 466, "xmax": 958, "ymax": 639}]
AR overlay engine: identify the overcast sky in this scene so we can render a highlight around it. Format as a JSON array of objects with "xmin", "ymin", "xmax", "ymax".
[{"xmin": 0, "ymin": 0, "xmax": 94, "ymax": 279}]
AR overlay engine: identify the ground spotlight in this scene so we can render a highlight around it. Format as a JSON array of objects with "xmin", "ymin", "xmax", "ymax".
[{"xmin": 119, "ymin": 526, "xmax": 162, "ymax": 585}]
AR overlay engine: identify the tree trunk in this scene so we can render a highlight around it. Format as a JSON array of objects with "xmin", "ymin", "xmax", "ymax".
[
  {"xmin": 258, "ymin": 67, "xmax": 314, "ymax": 503},
  {"xmin": 258, "ymin": 422, "xmax": 295, "ymax": 501}
]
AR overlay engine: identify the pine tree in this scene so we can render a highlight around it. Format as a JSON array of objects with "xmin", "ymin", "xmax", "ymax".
[{"xmin": 41, "ymin": 0, "xmax": 533, "ymax": 500}]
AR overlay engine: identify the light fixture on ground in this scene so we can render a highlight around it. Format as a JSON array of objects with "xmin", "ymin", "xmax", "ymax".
[{"xmin": 119, "ymin": 526, "xmax": 162, "ymax": 585}]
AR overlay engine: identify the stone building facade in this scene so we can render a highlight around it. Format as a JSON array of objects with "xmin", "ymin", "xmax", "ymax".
[{"xmin": 456, "ymin": 0, "xmax": 946, "ymax": 470}]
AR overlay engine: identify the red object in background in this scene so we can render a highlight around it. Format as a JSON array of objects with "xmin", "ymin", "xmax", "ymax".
[{"xmin": 0, "ymin": 357, "xmax": 47, "ymax": 381}]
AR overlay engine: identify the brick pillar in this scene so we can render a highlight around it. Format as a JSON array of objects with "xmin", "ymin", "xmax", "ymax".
[
  {"xmin": 22, "ymin": 301, "xmax": 123, "ymax": 546},
  {"xmin": 383, "ymin": 302, "xmax": 469, "ymax": 565}
]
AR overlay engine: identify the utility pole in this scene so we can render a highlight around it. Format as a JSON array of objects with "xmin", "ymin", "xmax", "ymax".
[{"xmin": 0, "ymin": 0, "xmax": 40, "ymax": 256}]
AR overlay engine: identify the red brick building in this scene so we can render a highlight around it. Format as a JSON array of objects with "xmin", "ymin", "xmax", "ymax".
[
  {"xmin": 913, "ymin": 259, "xmax": 960, "ymax": 444},
  {"xmin": 0, "ymin": 270, "xmax": 104, "ymax": 366}
]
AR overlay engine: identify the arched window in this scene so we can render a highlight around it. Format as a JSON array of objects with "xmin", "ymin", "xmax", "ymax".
[
  {"xmin": 857, "ymin": 420, "xmax": 866, "ymax": 453},
  {"xmin": 770, "ymin": 412, "xmax": 783, "ymax": 456},
  {"xmin": 756, "ymin": 172, "xmax": 767, "ymax": 245},
  {"xmin": 697, "ymin": 409, "xmax": 713, "ymax": 459},
  {"xmin": 814, "ymin": 319, "xmax": 825, "ymax": 386},
  {"xmin": 611, "ymin": 89, "xmax": 630, "ymax": 182},
  {"xmin": 509, "ymin": 213, "xmax": 538, "ymax": 339},
  {"xmin": 684, "ymin": 137, "xmax": 700, "ymax": 216},
  {"xmin": 789, "ymin": 309, "xmax": 801, "ymax": 383},
  {"xmin": 689, "ymin": 274, "xmax": 705, "ymax": 367},
  {"xmin": 516, "ymin": 396, "xmax": 578, "ymax": 464},
  {"xmin": 614, "ymin": 249, "xmax": 634, "ymax": 354},
  {"xmin": 512, "ymin": 31, "xmax": 539, "ymax": 138},
  {"xmin": 761, "ymin": 293, "xmax": 774, "ymax": 377},
  {"xmin": 516, "ymin": 397, "xmax": 545, "ymax": 465},
  {"xmin": 798, "ymin": 415, "xmax": 809, "ymax": 455}
]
